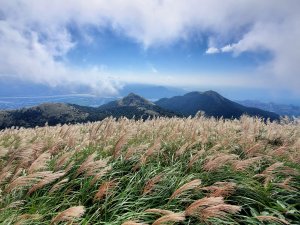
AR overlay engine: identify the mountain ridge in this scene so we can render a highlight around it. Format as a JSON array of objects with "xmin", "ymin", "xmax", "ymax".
[
  {"xmin": 238, "ymin": 100, "xmax": 300, "ymax": 117},
  {"xmin": 0, "ymin": 91, "xmax": 280, "ymax": 129},
  {"xmin": 0, "ymin": 94, "xmax": 178, "ymax": 129},
  {"xmin": 155, "ymin": 90, "xmax": 279, "ymax": 120},
  {"xmin": 99, "ymin": 93, "xmax": 155, "ymax": 108}
]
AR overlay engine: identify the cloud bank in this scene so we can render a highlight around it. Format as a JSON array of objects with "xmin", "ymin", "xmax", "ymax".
[{"xmin": 0, "ymin": 0, "xmax": 299, "ymax": 94}]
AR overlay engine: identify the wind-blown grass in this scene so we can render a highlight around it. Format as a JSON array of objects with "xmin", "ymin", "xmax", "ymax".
[{"xmin": 0, "ymin": 115, "xmax": 299, "ymax": 224}]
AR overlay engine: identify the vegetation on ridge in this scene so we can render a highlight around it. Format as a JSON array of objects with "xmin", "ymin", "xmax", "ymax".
[
  {"xmin": 0, "ymin": 94, "xmax": 177, "ymax": 130},
  {"xmin": 155, "ymin": 91, "xmax": 279, "ymax": 120},
  {"xmin": 0, "ymin": 91, "xmax": 280, "ymax": 130},
  {"xmin": 0, "ymin": 116, "xmax": 299, "ymax": 224}
]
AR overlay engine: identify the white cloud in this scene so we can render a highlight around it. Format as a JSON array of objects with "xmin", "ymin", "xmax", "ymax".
[
  {"xmin": 0, "ymin": 20, "xmax": 119, "ymax": 96},
  {"xmin": 205, "ymin": 47, "xmax": 220, "ymax": 54},
  {"xmin": 0, "ymin": 0, "xmax": 300, "ymax": 93},
  {"xmin": 221, "ymin": 45, "xmax": 234, "ymax": 53},
  {"xmin": 208, "ymin": 19, "xmax": 300, "ymax": 91},
  {"xmin": 114, "ymin": 71, "xmax": 268, "ymax": 90}
]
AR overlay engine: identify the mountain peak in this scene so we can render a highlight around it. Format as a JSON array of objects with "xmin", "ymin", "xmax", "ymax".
[
  {"xmin": 156, "ymin": 90, "xmax": 279, "ymax": 120},
  {"xmin": 183, "ymin": 90, "xmax": 224, "ymax": 101},
  {"xmin": 119, "ymin": 93, "xmax": 154, "ymax": 107},
  {"xmin": 184, "ymin": 91, "xmax": 202, "ymax": 97},
  {"xmin": 202, "ymin": 90, "xmax": 224, "ymax": 101},
  {"xmin": 204, "ymin": 90, "xmax": 218, "ymax": 94},
  {"xmin": 126, "ymin": 92, "xmax": 142, "ymax": 98}
]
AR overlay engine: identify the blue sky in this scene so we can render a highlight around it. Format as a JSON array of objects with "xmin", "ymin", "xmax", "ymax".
[
  {"xmin": 0, "ymin": 0, "xmax": 300, "ymax": 103},
  {"xmin": 68, "ymin": 27, "xmax": 257, "ymax": 75}
]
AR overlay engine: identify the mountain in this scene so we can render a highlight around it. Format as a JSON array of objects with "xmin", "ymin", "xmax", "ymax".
[
  {"xmin": 156, "ymin": 91, "xmax": 280, "ymax": 120},
  {"xmin": 100, "ymin": 92, "xmax": 155, "ymax": 108},
  {"xmin": 0, "ymin": 91, "xmax": 281, "ymax": 130},
  {"xmin": 119, "ymin": 84, "xmax": 186, "ymax": 100},
  {"xmin": 0, "ymin": 76, "xmax": 186, "ymax": 110},
  {"xmin": 0, "ymin": 85, "xmax": 186, "ymax": 111},
  {"xmin": 237, "ymin": 100, "xmax": 300, "ymax": 117},
  {"xmin": 0, "ymin": 94, "xmax": 178, "ymax": 129},
  {"xmin": 0, "ymin": 103, "xmax": 92, "ymax": 129},
  {"xmin": 98, "ymin": 93, "xmax": 178, "ymax": 117}
]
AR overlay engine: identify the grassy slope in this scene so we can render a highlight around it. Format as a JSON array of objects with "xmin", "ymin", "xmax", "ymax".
[{"xmin": 0, "ymin": 116, "xmax": 299, "ymax": 224}]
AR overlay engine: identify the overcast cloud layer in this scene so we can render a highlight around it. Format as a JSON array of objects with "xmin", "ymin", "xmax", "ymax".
[{"xmin": 0, "ymin": 0, "xmax": 299, "ymax": 95}]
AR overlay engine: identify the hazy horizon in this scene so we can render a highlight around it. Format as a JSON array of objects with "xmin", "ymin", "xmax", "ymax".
[{"xmin": 1, "ymin": 1, "xmax": 300, "ymax": 105}]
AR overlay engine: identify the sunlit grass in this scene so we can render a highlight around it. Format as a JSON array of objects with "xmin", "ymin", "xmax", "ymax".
[{"xmin": 0, "ymin": 116, "xmax": 299, "ymax": 224}]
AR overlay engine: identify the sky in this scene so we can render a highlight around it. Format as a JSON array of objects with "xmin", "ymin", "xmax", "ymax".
[{"xmin": 0, "ymin": 0, "xmax": 300, "ymax": 103}]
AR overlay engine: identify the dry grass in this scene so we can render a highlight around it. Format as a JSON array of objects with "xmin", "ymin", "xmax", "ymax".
[
  {"xmin": 185, "ymin": 197, "xmax": 241, "ymax": 222},
  {"xmin": 49, "ymin": 178, "xmax": 69, "ymax": 193},
  {"xmin": 27, "ymin": 171, "xmax": 65, "ymax": 195},
  {"xmin": 152, "ymin": 212, "xmax": 186, "ymax": 225},
  {"xmin": 143, "ymin": 174, "xmax": 163, "ymax": 195},
  {"xmin": 113, "ymin": 134, "xmax": 129, "ymax": 158},
  {"xmin": 5, "ymin": 171, "xmax": 54, "ymax": 192},
  {"xmin": 232, "ymin": 156, "xmax": 262, "ymax": 171},
  {"xmin": 0, "ymin": 115, "xmax": 299, "ymax": 224},
  {"xmin": 200, "ymin": 204, "xmax": 241, "ymax": 220},
  {"xmin": 185, "ymin": 196, "xmax": 225, "ymax": 216},
  {"xmin": 94, "ymin": 180, "xmax": 117, "ymax": 201},
  {"xmin": 51, "ymin": 206, "xmax": 85, "ymax": 224},
  {"xmin": 28, "ymin": 152, "xmax": 51, "ymax": 174},
  {"xmin": 188, "ymin": 149, "xmax": 205, "ymax": 169},
  {"xmin": 169, "ymin": 179, "xmax": 201, "ymax": 200},
  {"xmin": 200, "ymin": 182, "xmax": 237, "ymax": 197},
  {"xmin": 15, "ymin": 214, "xmax": 41, "ymax": 225},
  {"xmin": 256, "ymin": 215, "xmax": 290, "ymax": 224},
  {"xmin": 203, "ymin": 153, "xmax": 239, "ymax": 171},
  {"xmin": 145, "ymin": 208, "xmax": 174, "ymax": 215},
  {"xmin": 121, "ymin": 220, "xmax": 148, "ymax": 225}
]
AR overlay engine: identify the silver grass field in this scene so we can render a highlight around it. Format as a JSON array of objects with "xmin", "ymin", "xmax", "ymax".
[{"xmin": 0, "ymin": 116, "xmax": 299, "ymax": 224}]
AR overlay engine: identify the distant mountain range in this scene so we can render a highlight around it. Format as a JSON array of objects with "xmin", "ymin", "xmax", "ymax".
[
  {"xmin": 97, "ymin": 93, "xmax": 178, "ymax": 118},
  {"xmin": 237, "ymin": 100, "xmax": 300, "ymax": 117},
  {"xmin": 0, "ymin": 91, "xmax": 279, "ymax": 129},
  {"xmin": 0, "ymin": 82, "xmax": 186, "ymax": 110},
  {"xmin": 156, "ymin": 91, "xmax": 279, "ymax": 120},
  {"xmin": 0, "ymin": 93, "xmax": 177, "ymax": 129}
]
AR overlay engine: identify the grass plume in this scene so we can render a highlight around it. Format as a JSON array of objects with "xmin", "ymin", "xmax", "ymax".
[
  {"xmin": 51, "ymin": 206, "xmax": 85, "ymax": 224},
  {"xmin": 169, "ymin": 179, "xmax": 201, "ymax": 200},
  {"xmin": 0, "ymin": 116, "xmax": 299, "ymax": 224}
]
